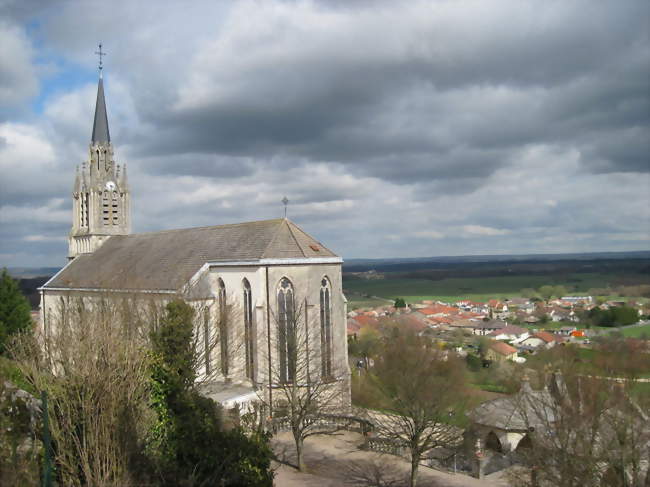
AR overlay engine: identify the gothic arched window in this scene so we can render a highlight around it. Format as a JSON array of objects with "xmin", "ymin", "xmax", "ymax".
[
  {"xmin": 320, "ymin": 277, "xmax": 333, "ymax": 378},
  {"xmin": 203, "ymin": 307, "xmax": 210, "ymax": 375},
  {"xmin": 217, "ymin": 278, "xmax": 228, "ymax": 376},
  {"xmin": 277, "ymin": 277, "xmax": 295, "ymax": 383},
  {"xmin": 243, "ymin": 279, "xmax": 254, "ymax": 381}
]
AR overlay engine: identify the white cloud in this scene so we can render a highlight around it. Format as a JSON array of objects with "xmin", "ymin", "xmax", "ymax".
[
  {"xmin": 0, "ymin": 199, "xmax": 69, "ymax": 224},
  {"xmin": 23, "ymin": 235, "xmax": 66, "ymax": 242},
  {"xmin": 413, "ymin": 231, "xmax": 445, "ymax": 240},
  {"xmin": 462, "ymin": 225, "xmax": 512, "ymax": 237},
  {"xmin": 0, "ymin": 20, "xmax": 38, "ymax": 111}
]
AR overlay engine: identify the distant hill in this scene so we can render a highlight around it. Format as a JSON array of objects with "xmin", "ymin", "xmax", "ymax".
[
  {"xmin": 6, "ymin": 267, "xmax": 62, "ymax": 279},
  {"xmin": 7, "ymin": 250, "xmax": 650, "ymax": 309},
  {"xmin": 3, "ymin": 268, "xmax": 61, "ymax": 310},
  {"xmin": 343, "ymin": 251, "xmax": 650, "ymax": 273}
]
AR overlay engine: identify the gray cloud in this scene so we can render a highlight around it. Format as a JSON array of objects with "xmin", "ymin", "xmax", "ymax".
[
  {"xmin": 0, "ymin": 20, "xmax": 38, "ymax": 116},
  {"xmin": 0, "ymin": 0, "xmax": 648, "ymax": 266}
]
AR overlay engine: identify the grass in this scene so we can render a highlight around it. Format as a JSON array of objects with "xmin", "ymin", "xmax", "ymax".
[
  {"xmin": 614, "ymin": 323, "xmax": 650, "ymax": 338},
  {"xmin": 471, "ymin": 383, "xmax": 508, "ymax": 393},
  {"xmin": 343, "ymin": 272, "xmax": 640, "ymax": 304},
  {"xmin": 0, "ymin": 355, "xmax": 34, "ymax": 394},
  {"xmin": 346, "ymin": 293, "xmax": 392, "ymax": 310}
]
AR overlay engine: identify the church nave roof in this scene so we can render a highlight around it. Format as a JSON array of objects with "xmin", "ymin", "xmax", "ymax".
[{"xmin": 46, "ymin": 218, "xmax": 338, "ymax": 292}]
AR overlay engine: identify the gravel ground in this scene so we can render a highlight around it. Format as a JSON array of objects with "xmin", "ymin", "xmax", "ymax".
[{"xmin": 272, "ymin": 431, "xmax": 512, "ymax": 486}]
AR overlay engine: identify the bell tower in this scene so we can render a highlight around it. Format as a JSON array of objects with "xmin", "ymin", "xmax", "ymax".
[{"xmin": 69, "ymin": 45, "xmax": 131, "ymax": 259}]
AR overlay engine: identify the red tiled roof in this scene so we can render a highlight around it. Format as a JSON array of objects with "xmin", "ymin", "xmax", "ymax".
[
  {"xmin": 533, "ymin": 331, "xmax": 557, "ymax": 343},
  {"xmin": 390, "ymin": 314, "xmax": 430, "ymax": 332},
  {"xmin": 458, "ymin": 311, "xmax": 483, "ymax": 319},
  {"xmin": 417, "ymin": 304, "xmax": 458, "ymax": 316},
  {"xmin": 347, "ymin": 318, "xmax": 362, "ymax": 335},
  {"xmin": 489, "ymin": 341, "xmax": 518, "ymax": 356},
  {"xmin": 353, "ymin": 315, "xmax": 380, "ymax": 327},
  {"xmin": 429, "ymin": 316, "xmax": 452, "ymax": 324}
]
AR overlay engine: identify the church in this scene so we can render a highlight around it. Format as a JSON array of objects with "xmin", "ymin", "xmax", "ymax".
[{"xmin": 40, "ymin": 66, "xmax": 351, "ymax": 410}]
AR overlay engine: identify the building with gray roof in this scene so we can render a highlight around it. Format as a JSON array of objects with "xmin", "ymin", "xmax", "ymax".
[{"xmin": 40, "ymin": 67, "xmax": 351, "ymax": 411}]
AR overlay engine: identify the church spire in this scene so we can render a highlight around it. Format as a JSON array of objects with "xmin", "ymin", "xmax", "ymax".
[
  {"xmin": 68, "ymin": 43, "xmax": 131, "ymax": 260},
  {"xmin": 91, "ymin": 43, "xmax": 110, "ymax": 144},
  {"xmin": 91, "ymin": 75, "xmax": 110, "ymax": 144}
]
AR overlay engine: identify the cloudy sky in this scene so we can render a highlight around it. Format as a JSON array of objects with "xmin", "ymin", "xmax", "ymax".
[{"xmin": 1, "ymin": 0, "xmax": 648, "ymax": 267}]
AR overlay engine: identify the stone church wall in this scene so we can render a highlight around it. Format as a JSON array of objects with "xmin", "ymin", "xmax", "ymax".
[
  {"xmin": 198, "ymin": 263, "xmax": 351, "ymax": 408},
  {"xmin": 39, "ymin": 260, "xmax": 351, "ymax": 409}
]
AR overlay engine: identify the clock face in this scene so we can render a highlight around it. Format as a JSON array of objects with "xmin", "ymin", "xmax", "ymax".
[{"xmin": 105, "ymin": 181, "xmax": 116, "ymax": 191}]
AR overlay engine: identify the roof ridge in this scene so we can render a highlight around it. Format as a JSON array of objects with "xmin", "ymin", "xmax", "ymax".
[
  {"xmin": 125, "ymin": 218, "xmax": 284, "ymax": 237},
  {"xmin": 284, "ymin": 219, "xmax": 307, "ymax": 258},
  {"xmin": 285, "ymin": 220, "xmax": 335, "ymax": 255},
  {"xmin": 261, "ymin": 219, "xmax": 290, "ymax": 258}
]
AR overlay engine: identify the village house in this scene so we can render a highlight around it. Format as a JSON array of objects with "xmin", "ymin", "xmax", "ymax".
[
  {"xmin": 414, "ymin": 303, "xmax": 458, "ymax": 319},
  {"xmin": 505, "ymin": 298, "xmax": 534, "ymax": 314},
  {"xmin": 561, "ymin": 296, "xmax": 593, "ymax": 305},
  {"xmin": 487, "ymin": 325, "xmax": 529, "ymax": 343},
  {"xmin": 485, "ymin": 341, "xmax": 519, "ymax": 363},
  {"xmin": 448, "ymin": 318, "xmax": 483, "ymax": 331},
  {"xmin": 524, "ymin": 315, "xmax": 540, "ymax": 325},
  {"xmin": 549, "ymin": 307, "xmax": 578, "ymax": 323},
  {"xmin": 488, "ymin": 300, "xmax": 510, "ymax": 320},
  {"xmin": 472, "ymin": 319, "xmax": 508, "ymax": 336},
  {"xmin": 519, "ymin": 331, "xmax": 559, "ymax": 350},
  {"xmin": 456, "ymin": 300, "xmax": 489, "ymax": 314},
  {"xmin": 557, "ymin": 325, "xmax": 578, "ymax": 336}
]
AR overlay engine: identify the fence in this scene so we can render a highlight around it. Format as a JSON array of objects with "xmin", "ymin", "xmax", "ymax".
[{"xmin": 269, "ymin": 413, "xmax": 372, "ymax": 435}]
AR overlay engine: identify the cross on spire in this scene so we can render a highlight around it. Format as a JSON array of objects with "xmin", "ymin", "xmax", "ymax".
[
  {"xmin": 282, "ymin": 196, "xmax": 289, "ymax": 218},
  {"xmin": 95, "ymin": 43, "xmax": 106, "ymax": 75}
]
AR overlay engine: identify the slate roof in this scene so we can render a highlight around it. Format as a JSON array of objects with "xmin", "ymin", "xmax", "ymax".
[
  {"xmin": 44, "ymin": 219, "xmax": 338, "ymax": 292},
  {"xmin": 469, "ymin": 387, "xmax": 554, "ymax": 431},
  {"xmin": 91, "ymin": 76, "xmax": 110, "ymax": 144},
  {"xmin": 473, "ymin": 319, "xmax": 507, "ymax": 330}
]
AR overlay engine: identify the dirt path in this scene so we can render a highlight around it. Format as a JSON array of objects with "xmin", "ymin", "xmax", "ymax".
[{"xmin": 272, "ymin": 431, "xmax": 511, "ymax": 486}]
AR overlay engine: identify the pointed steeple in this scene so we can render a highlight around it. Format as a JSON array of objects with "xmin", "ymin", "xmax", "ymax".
[
  {"xmin": 69, "ymin": 45, "xmax": 131, "ymax": 260},
  {"xmin": 119, "ymin": 163, "xmax": 129, "ymax": 189},
  {"xmin": 91, "ymin": 75, "xmax": 110, "ymax": 144},
  {"xmin": 73, "ymin": 166, "xmax": 81, "ymax": 193}
]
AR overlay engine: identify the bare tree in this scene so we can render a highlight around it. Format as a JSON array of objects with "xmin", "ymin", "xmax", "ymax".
[
  {"xmin": 260, "ymin": 298, "xmax": 349, "ymax": 472},
  {"xmin": 11, "ymin": 287, "xmax": 266, "ymax": 485},
  {"xmin": 368, "ymin": 332, "xmax": 468, "ymax": 487},
  {"xmin": 188, "ymin": 292, "xmax": 245, "ymax": 387},
  {"xmin": 349, "ymin": 326, "xmax": 381, "ymax": 370},
  {"xmin": 509, "ymin": 368, "xmax": 650, "ymax": 487},
  {"xmin": 11, "ymin": 294, "xmax": 153, "ymax": 486}
]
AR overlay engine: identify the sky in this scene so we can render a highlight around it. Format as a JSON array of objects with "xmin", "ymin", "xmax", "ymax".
[{"xmin": 0, "ymin": 0, "xmax": 649, "ymax": 267}]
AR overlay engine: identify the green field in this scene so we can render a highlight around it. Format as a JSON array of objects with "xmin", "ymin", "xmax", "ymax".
[
  {"xmin": 343, "ymin": 272, "xmax": 627, "ymax": 306},
  {"xmin": 615, "ymin": 324, "xmax": 650, "ymax": 338},
  {"xmin": 345, "ymin": 295, "xmax": 392, "ymax": 309}
]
